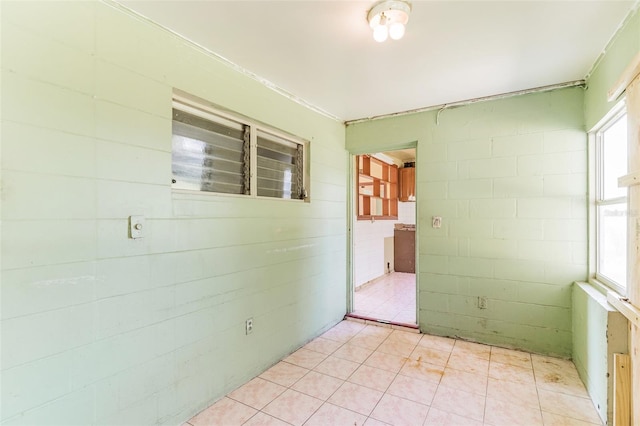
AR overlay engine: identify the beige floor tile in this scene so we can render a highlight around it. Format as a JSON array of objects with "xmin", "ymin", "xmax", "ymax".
[
  {"xmin": 313, "ymin": 355, "xmax": 360, "ymax": 380},
  {"xmin": 262, "ymin": 389, "xmax": 322, "ymax": 426},
  {"xmin": 489, "ymin": 360, "xmax": 535, "ymax": 384},
  {"xmin": 486, "ymin": 377, "xmax": 539, "ymax": 409},
  {"xmin": 541, "ymin": 411, "xmax": 603, "ymax": 425},
  {"xmin": 259, "ymin": 362, "xmax": 309, "ymax": 387},
  {"xmin": 446, "ymin": 352, "xmax": 489, "ymax": 375},
  {"xmin": 291, "ymin": 371, "xmax": 343, "ymax": 400},
  {"xmin": 410, "ymin": 345, "xmax": 451, "ymax": 367},
  {"xmin": 451, "ymin": 340, "xmax": 491, "ymax": 360},
  {"xmin": 283, "ymin": 348, "xmax": 327, "ymax": 369},
  {"xmin": 532, "ymin": 356, "xmax": 589, "ymax": 398},
  {"xmin": 484, "ymin": 397, "xmax": 543, "ymax": 426},
  {"xmin": 189, "ymin": 397, "xmax": 256, "ymax": 426},
  {"xmin": 364, "ymin": 417, "xmax": 391, "ymax": 426},
  {"xmin": 386, "ymin": 329, "xmax": 422, "ymax": 346},
  {"xmin": 242, "ymin": 412, "xmax": 290, "ymax": 426},
  {"xmin": 538, "ymin": 389, "xmax": 601, "ymax": 424},
  {"xmin": 430, "ymin": 385, "xmax": 486, "ymax": 422},
  {"xmin": 332, "ymin": 342, "xmax": 374, "ymax": 363},
  {"xmin": 304, "ymin": 402, "xmax": 367, "ymax": 426},
  {"xmin": 418, "ymin": 334, "xmax": 455, "ymax": 353},
  {"xmin": 348, "ymin": 364, "xmax": 396, "ymax": 392},
  {"xmin": 227, "ymin": 377, "xmax": 286, "ymax": 410},
  {"xmin": 386, "ymin": 374, "xmax": 438, "ymax": 406},
  {"xmin": 440, "ymin": 367, "xmax": 488, "ymax": 395},
  {"xmin": 370, "ymin": 393, "xmax": 429, "ymax": 426},
  {"xmin": 490, "ymin": 346, "xmax": 532, "ymax": 369},
  {"xmin": 190, "ymin": 320, "xmax": 602, "ymax": 426},
  {"xmin": 376, "ymin": 338, "xmax": 416, "ymax": 357},
  {"xmin": 359, "ymin": 324, "xmax": 394, "ymax": 338},
  {"xmin": 393, "ymin": 309, "xmax": 417, "ymax": 324},
  {"xmin": 364, "ymin": 350, "xmax": 407, "ymax": 373},
  {"xmin": 353, "ymin": 272, "xmax": 416, "ymax": 325},
  {"xmin": 321, "ymin": 324, "xmax": 361, "ymax": 342},
  {"xmin": 327, "ymin": 381, "xmax": 384, "ymax": 415},
  {"xmin": 423, "ymin": 407, "xmax": 483, "ymax": 426},
  {"xmin": 340, "ymin": 320, "xmax": 368, "ymax": 332},
  {"xmin": 349, "ymin": 333, "xmax": 387, "ymax": 350},
  {"xmin": 398, "ymin": 359, "xmax": 444, "ymax": 383},
  {"xmin": 303, "ymin": 337, "xmax": 343, "ymax": 355}
]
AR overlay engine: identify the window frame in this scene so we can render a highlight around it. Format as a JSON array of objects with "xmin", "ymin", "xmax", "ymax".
[
  {"xmin": 592, "ymin": 105, "xmax": 627, "ymax": 295},
  {"xmin": 171, "ymin": 93, "xmax": 309, "ymax": 202}
]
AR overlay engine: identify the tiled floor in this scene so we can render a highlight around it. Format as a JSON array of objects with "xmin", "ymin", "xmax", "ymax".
[
  {"xmin": 185, "ymin": 320, "xmax": 603, "ymax": 426},
  {"xmin": 352, "ymin": 272, "xmax": 416, "ymax": 325}
]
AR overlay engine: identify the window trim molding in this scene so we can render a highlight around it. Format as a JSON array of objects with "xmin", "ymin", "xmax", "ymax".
[{"xmin": 589, "ymin": 99, "xmax": 627, "ymax": 295}]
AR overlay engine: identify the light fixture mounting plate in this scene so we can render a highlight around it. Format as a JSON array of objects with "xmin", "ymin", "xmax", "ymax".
[{"xmin": 367, "ymin": 0, "xmax": 411, "ymax": 27}]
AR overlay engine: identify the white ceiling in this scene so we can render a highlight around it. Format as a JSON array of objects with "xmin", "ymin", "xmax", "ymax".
[{"xmin": 120, "ymin": 0, "xmax": 637, "ymax": 122}]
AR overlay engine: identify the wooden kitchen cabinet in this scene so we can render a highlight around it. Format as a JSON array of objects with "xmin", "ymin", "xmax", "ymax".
[
  {"xmin": 356, "ymin": 155, "xmax": 398, "ymax": 220},
  {"xmin": 399, "ymin": 167, "xmax": 415, "ymax": 202}
]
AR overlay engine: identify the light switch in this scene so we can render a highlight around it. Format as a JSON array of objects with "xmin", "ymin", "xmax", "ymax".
[
  {"xmin": 432, "ymin": 216, "xmax": 442, "ymax": 228},
  {"xmin": 129, "ymin": 215, "xmax": 145, "ymax": 239}
]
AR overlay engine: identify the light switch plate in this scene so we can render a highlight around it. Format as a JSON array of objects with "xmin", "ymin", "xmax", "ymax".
[
  {"xmin": 129, "ymin": 215, "xmax": 145, "ymax": 239},
  {"xmin": 432, "ymin": 216, "xmax": 442, "ymax": 228}
]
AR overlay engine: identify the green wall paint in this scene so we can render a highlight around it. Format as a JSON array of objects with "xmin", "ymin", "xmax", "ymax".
[
  {"xmin": 0, "ymin": 2, "xmax": 347, "ymax": 424},
  {"xmin": 584, "ymin": 7, "xmax": 640, "ymax": 130},
  {"xmin": 348, "ymin": 87, "xmax": 587, "ymax": 356},
  {"xmin": 572, "ymin": 283, "xmax": 627, "ymax": 424}
]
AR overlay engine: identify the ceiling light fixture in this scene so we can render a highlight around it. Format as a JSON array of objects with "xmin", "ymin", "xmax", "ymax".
[{"xmin": 367, "ymin": 0, "xmax": 411, "ymax": 43}]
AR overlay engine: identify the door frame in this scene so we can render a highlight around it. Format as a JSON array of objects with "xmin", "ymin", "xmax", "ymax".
[{"xmin": 346, "ymin": 142, "xmax": 419, "ymax": 326}]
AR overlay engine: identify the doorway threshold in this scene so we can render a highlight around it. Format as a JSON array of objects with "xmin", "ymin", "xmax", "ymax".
[{"xmin": 345, "ymin": 313, "xmax": 419, "ymax": 333}]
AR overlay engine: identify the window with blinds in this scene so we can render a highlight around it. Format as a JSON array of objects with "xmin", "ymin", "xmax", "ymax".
[{"xmin": 171, "ymin": 96, "xmax": 308, "ymax": 201}]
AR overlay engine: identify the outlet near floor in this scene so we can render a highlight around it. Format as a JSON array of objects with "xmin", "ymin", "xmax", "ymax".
[{"xmin": 245, "ymin": 318, "xmax": 253, "ymax": 334}]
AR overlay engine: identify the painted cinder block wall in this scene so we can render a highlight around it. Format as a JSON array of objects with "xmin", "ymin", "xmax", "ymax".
[
  {"xmin": 347, "ymin": 87, "xmax": 587, "ymax": 357},
  {"xmin": 0, "ymin": 2, "xmax": 347, "ymax": 425}
]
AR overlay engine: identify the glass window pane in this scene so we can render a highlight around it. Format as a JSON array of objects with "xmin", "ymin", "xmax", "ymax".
[
  {"xmin": 597, "ymin": 203, "xmax": 627, "ymax": 287},
  {"xmin": 602, "ymin": 115, "xmax": 627, "ymax": 199}
]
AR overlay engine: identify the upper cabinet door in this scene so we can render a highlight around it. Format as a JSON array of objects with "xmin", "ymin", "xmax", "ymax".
[{"xmin": 399, "ymin": 167, "xmax": 415, "ymax": 202}]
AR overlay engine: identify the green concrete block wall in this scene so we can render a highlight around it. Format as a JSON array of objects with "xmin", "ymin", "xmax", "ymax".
[
  {"xmin": 0, "ymin": 2, "xmax": 347, "ymax": 424},
  {"xmin": 584, "ymin": 7, "xmax": 640, "ymax": 130},
  {"xmin": 347, "ymin": 87, "xmax": 587, "ymax": 356}
]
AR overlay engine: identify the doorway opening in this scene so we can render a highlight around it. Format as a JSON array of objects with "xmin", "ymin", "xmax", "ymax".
[{"xmin": 348, "ymin": 148, "xmax": 417, "ymax": 328}]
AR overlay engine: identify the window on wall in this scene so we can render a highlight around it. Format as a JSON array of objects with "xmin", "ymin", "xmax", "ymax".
[
  {"xmin": 595, "ymin": 110, "xmax": 627, "ymax": 293},
  {"xmin": 171, "ymin": 96, "xmax": 309, "ymax": 201}
]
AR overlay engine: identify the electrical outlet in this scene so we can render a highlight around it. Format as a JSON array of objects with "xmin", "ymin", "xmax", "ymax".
[
  {"xmin": 478, "ymin": 297, "xmax": 488, "ymax": 310},
  {"xmin": 245, "ymin": 318, "xmax": 253, "ymax": 335}
]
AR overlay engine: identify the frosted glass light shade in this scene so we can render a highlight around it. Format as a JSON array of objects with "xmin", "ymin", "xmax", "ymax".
[
  {"xmin": 373, "ymin": 24, "xmax": 388, "ymax": 42},
  {"xmin": 389, "ymin": 22, "xmax": 405, "ymax": 40}
]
